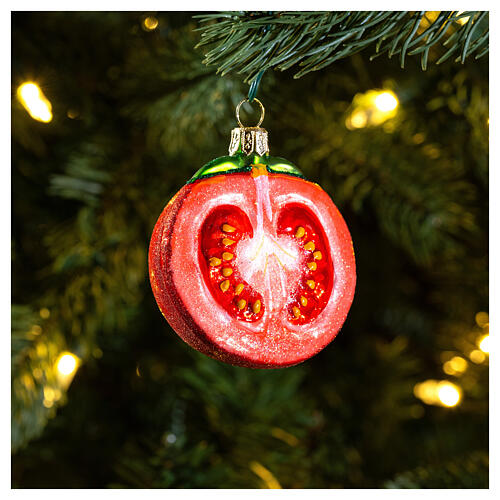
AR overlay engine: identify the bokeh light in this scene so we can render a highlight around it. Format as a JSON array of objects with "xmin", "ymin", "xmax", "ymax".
[
  {"xmin": 437, "ymin": 382, "xmax": 461, "ymax": 407},
  {"xmin": 56, "ymin": 352, "xmax": 80, "ymax": 377},
  {"xmin": 374, "ymin": 91, "xmax": 399, "ymax": 112},
  {"xmin": 414, "ymin": 379, "xmax": 462, "ymax": 407},
  {"xmin": 346, "ymin": 89, "xmax": 399, "ymax": 129},
  {"xmin": 470, "ymin": 349, "xmax": 486, "ymax": 364},
  {"xmin": 17, "ymin": 82, "xmax": 52, "ymax": 123},
  {"xmin": 443, "ymin": 356, "xmax": 468, "ymax": 376},
  {"xmin": 475, "ymin": 311, "xmax": 489, "ymax": 328},
  {"xmin": 478, "ymin": 335, "xmax": 489, "ymax": 354},
  {"xmin": 143, "ymin": 16, "xmax": 159, "ymax": 31}
]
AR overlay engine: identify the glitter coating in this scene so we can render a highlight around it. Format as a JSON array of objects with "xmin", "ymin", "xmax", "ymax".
[{"xmin": 149, "ymin": 165, "xmax": 356, "ymax": 368}]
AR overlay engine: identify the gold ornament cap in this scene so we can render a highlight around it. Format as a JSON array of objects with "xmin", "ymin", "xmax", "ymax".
[{"xmin": 229, "ymin": 98, "xmax": 269, "ymax": 156}]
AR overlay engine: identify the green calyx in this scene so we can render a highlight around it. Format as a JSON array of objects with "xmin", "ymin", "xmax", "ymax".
[{"xmin": 187, "ymin": 153, "xmax": 305, "ymax": 184}]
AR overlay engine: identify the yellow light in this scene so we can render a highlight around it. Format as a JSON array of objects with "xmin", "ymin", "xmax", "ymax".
[
  {"xmin": 39, "ymin": 308, "xmax": 50, "ymax": 319},
  {"xmin": 374, "ymin": 91, "xmax": 399, "ymax": 112},
  {"xmin": 346, "ymin": 89, "xmax": 399, "ymax": 130},
  {"xmin": 414, "ymin": 379, "xmax": 462, "ymax": 407},
  {"xmin": 350, "ymin": 110, "xmax": 368, "ymax": 128},
  {"xmin": 249, "ymin": 461, "xmax": 282, "ymax": 489},
  {"xmin": 437, "ymin": 382, "xmax": 461, "ymax": 407},
  {"xmin": 44, "ymin": 387, "xmax": 55, "ymax": 401},
  {"xmin": 457, "ymin": 12, "xmax": 470, "ymax": 25},
  {"xmin": 56, "ymin": 352, "xmax": 79, "ymax": 376},
  {"xmin": 443, "ymin": 362, "xmax": 455, "ymax": 375},
  {"xmin": 414, "ymin": 380, "xmax": 439, "ymax": 404},
  {"xmin": 449, "ymin": 356, "xmax": 468, "ymax": 373},
  {"xmin": 67, "ymin": 109, "xmax": 79, "ymax": 119},
  {"xmin": 475, "ymin": 311, "xmax": 489, "ymax": 328},
  {"xmin": 479, "ymin": 335, "xmax": 489, "ymax": 354},
  {"xmin": 17, "ymin": 82, "xmax": 53, "ymax": 123},
  {"xmin": 470, "ymin": 349, "xmax": 486, "ymax": 364},
  {"xmin": 143, "ymin": 16, "xmax": 159, "ymax": 31},
  {"xmin": 31, "ymin": 325, "xmax": 42, "ymax": 335}
]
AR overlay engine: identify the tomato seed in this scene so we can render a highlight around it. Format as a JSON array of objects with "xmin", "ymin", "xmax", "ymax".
[
  {"xmin": 237, "ymin": 299, "xmax": 247, "ymax": 310},
  {"xmin": 313, "ymin": 251, "xmax": 322, "ymax": 260},
  {"xmin": 292, "ymin": 306, "xmax": 301, "ymax": 318},
  {"xmin": 306, "ymin": 280, "xmax": 316, "ymax": 290},
  {"xmin": 307, "ymin": 262, "xmax": 317, "ymax": 271},
  {"xmin": 235, "ymin": 283, "xmax": 244, "ymax": 295},
  {"xmin": 222, "ymin": 224, "xmax": 236, "ymax": 233},
  {"xmin": 209, "ymin": 257, "xmax": 222, "ymax": 266},
  {"xmin": 304, "ymin": 241, "xmax": 315, "ymax": 252},
  {"xmin": 222, "ymin": 252, "xmax": 233, "ymax": 261},
  {"xmin": 222, "ymin": 238, "xmax": 235, "ymax": 246},
  {"xmin": 221, "ymin": 267, "xmax": 233, "ymax": 277},
  {"xmin": 295, "ymin": 226, "xmax": 305, "ymax": 238},
  {"xmin": 252, "ymin": 300, "xmax": 261, "ymax": 314},
  {"xmin": 220, "ymin": 280, "xmax": 230, "ymax": 292},
  {"xmin": 300, "ymin": 296, "xmax": 308, "ymax": 307}
]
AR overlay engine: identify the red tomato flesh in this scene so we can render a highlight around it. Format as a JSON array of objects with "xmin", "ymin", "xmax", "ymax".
[{"xmin": 149, "ymin": 165, "xmax": 356, "ymax": 368}]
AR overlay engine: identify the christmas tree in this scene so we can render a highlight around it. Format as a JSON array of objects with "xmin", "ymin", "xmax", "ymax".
[{"xmin": 12, "ymin": 11, "xmax": 488, "ymax": 488}]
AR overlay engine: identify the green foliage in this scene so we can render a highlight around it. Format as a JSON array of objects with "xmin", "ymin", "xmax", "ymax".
[
  {"xmin": 386, "ymin": 450, "xmax": 488, "ymax": 488},
  {"xmin": 12, "ymin": 12, "xmax": 488, "ymax": 488},
  {"xmin": 11, "ymin": 305, "xmax": 67, "ymax": 452},
  {"xmin": 196, "ymin": 11, "xmax": 489, "ymax": 82}
]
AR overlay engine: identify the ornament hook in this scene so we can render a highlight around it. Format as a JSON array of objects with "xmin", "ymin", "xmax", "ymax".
[{"xmin": 236, "ymin": 98, "xmax": 265, "ymax": 128}]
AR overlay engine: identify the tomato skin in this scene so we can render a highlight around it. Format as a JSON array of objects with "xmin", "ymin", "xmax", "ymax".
[
  {"xmin": 149, "ymin": 163, "xmax": 356, "ymax": 368},
  {"xmin": 149, "ymin": 183, "xmax": 254, "ymax": 366}
]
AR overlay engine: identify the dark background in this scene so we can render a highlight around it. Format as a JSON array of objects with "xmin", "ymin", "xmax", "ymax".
[{"xmin": 12, "ymin": 12, "xmax": 488, "ymax": 488}]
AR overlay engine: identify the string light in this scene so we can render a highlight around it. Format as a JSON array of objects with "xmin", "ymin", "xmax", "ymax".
[
  {"xmin": 39, "ymin": 308, "xmax": 50, "ymax": 319},
  {"xmin": 143, "ymin": 16, "xmax": 159, "ymax": 31},
  {"xmin": 478, "ymin": 335, "xmax": 489, "ymax": 354},
  {"xmin": 17, "ymin": 82, "xmax": 52, "ymax": 123},
  {"xmin": 374, "ymin": 91, "xmax": 399, "ymax": 112},
  {"xmin": 437, "ymin": 382, "xmax": 461, "ymax": 407},
  {"xmin": 414, "ymin": 379, "xmax": 462, "ymax": 407},
  {"xmin": 346, "ymin": 89, "xmax": 399, "ymax": 129},
  {"xmin": 349, "ymin": 110, "xmax": 368, "ymax": 128},
  {"xmin": 443, "ymin": 356, "xmax": 468, "ymax": 376},
  {"xmin": 469, "ymin": 349, "xmax": 486, "ymax": 364},
  {"xmin": 57, "ymin": 353, "xmax": 79, "ymax": 375},
  {"xmin": 475, "ymin": 311, "xmax": 489, "ymax": 328}
]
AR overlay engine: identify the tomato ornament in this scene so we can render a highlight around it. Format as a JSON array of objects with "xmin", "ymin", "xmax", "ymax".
[{"xmin": 149, "ymin": 98, "xmax": 356, "ymax": 368}]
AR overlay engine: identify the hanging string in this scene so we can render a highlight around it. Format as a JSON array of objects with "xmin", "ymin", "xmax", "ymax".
[
  {"xmin": 247, "ymin": 18, "xmax": 272, "ymax": 103},
  {"xmin": 248, "ymin": 70, "xmax": 265, "ymax": 103}
]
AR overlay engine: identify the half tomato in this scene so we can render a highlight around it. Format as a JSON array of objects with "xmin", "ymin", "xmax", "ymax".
[{"xmin": 149, "ymin": 153, "xmax": 356, "ymax": 368}]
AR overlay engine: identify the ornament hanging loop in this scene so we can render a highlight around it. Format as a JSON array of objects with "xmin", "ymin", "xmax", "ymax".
[{"xmin": 236, "ymin": 98, "xmax": 265, "ymax": 128}]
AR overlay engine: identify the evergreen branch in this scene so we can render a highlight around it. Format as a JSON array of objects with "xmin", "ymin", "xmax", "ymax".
[{"xmin": 195, "ymin": 11, "xmax": 489, "ymax": 82}]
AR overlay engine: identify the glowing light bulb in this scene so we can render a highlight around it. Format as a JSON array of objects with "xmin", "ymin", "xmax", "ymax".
[
  {"xmin": 143, "ymin": 16, "xmax": 159, "ymax": 31},
  {"xmin": 470, "ymin": 349, "xmax": 485, "ymax": 364},
  {"xmin": 479, "ymin": 335, "xmax": 489, "ymax": 354},
  {"xmin": 39, "ymin": 308, "xmax": 50, "ymax": 319},
  {"xmin": 374, "ymin": 91, "xmax": 399, "ymax": 112},
  {"xmin": 350, "ymin": 110, "xmax": 368, "ymax": 128},
  {"xmin": 413, "ymin": 380, "xmax": 438, "ymax": 404},
  {"xmin": 56, "ymin": 352, "xmax": 79, "ymax": 376},
  {"xmin": 475, "ymin": 311, "xmax": 489, "ymax": 328},
  {"xmin": 414, "ymin": 379, "xmax": 462, "ymax": 407},
  {"xmin": 449, "ymin": 356, "xmax": 468, "ymax": 373},
  {"xmin": 437, "ymin": 382, "xmax": 461, "ymax": 407},
  {"xmin": 17, "ymin": 82, "xmax": 52, "ymax": 123}
]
